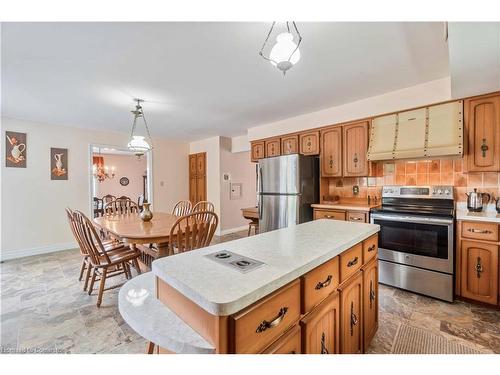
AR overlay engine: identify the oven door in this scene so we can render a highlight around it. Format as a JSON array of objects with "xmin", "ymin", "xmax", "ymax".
[{"xmin": 370, "ymin": 213, "xmax": 453, "ymax": 274}]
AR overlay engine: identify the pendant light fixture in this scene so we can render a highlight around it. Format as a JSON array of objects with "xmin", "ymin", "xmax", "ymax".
[
  {"xmin": 127, "ymin": 98, "xmax": 153, "ymax": 157},
  {"xmin": 259, "ymin": 22, "xmax": 302, "ymax": 75}
]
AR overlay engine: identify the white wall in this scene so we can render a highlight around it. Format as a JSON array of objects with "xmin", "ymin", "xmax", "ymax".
[
  {"xmin": 1, "ymin": 117, "xmax": 189, "ymax": 260},
  {"xmin": 231, "ymin": 134, "xmax": 250, "ymax": 153},
  {"xmin": 93, "ymin": 153, "xmax": 147, "ymax": 201},
  {"xmin": 189, "ymin": 136, "xmax": 222, "ymax": 233},
  {"xmin": 247, "ymin": 77, "xmax": 452, "ymax": 140},
  {"xmin": 219, "ymin": 137, "xmax": 256, "ymax": 233}
]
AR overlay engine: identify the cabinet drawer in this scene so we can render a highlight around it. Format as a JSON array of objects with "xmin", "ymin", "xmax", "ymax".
[
  {"xmin": 461, "ymin": 221, "xmax": 498, "ymax": 242},
  {"xmin": 339, "ymin": 243, "xmax": 363, "ymax": 283},
  {"xmin": 229, "ymin": 280, "xmax": 301, "ymax": 354},
  {"xmin": 347, "ymin": 211, "xmax": 366, "ymax": 223},
  {"xmin": 314, "ymin": 209, "xmax": 346, "ymax": 221},
  {"xmin": 301, "ymin": 256, "xmax": 339, "ymax": 314},
  {"xmin": 363, "ymin": 234, "xmax": 378, "ymax": 264},
  {"xmin": 261, "ymin": 325, "xmax": 301, "ymax": 354}
]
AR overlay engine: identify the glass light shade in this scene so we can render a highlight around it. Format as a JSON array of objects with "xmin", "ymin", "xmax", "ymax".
[
  {"xmin": 127, "ymin": 135, "xmax": 151, "ymax": 153},
  {"xmin": 269, "ymin": 32, "xmax": 301, "ymax": 71}
]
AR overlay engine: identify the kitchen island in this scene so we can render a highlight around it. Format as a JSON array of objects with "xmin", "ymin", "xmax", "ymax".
[{"xmin": 119, "ymin": 219, "xmax": 380, "ymax": 354}]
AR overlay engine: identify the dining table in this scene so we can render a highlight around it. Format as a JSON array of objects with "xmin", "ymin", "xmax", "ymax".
[{"xmin": 93, "ymin": 212, "xmax": 182, "ymax": 264}]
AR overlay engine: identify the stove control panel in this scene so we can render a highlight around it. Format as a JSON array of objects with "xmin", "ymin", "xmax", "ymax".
[{"xmin": 382, "ymin": 186, "xmax": 454, "ymax": 199}]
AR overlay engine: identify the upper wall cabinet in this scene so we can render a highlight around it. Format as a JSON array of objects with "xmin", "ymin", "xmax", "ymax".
[
  {"xmin": 321, "ymin": 126, "xmax": 342, "ymax": 177},
  {"xmin": 265, "ymin": 138, "xmax": 281, "ymax": 158},
  {"xmin": 343, "ymin": 121, "xmax": 369, "ymax": 177},
  {"xmin": 299, "ymin": 131, "xmax": 320, "ymax": 155},
  {"xmin": 465, "ymin": 93, "xmax": 500, "ymax": 172},
  {"xmin": 251, "ymin": 141, "xmax": 265, "ymax": 162},
  {"xmin": 281, "ymin": 135, "xmax": 299, "ymax": 155}
]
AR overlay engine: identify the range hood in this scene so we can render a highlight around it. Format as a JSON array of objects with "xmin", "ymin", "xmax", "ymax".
[{"xmin": 367, "ymin": 100, "xmax": 463, "ymax": 161}]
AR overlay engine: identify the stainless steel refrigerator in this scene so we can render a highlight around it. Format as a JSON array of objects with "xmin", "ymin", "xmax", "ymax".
[{"xmin": 257, "ymin": 154, "xmax": 319, "ymax": 233}]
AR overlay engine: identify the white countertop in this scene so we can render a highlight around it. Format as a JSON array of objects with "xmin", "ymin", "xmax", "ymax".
[
  {"xmin": 456, "ymin": 203, "xmax": 500, "ymax": 223},
  {"xmin": 118, "ymin": 272, "xmax": 215, "ymax": 354},
  {"xmin": 152, "ymin": 219, "xmax": 379, "ymax": 316}
]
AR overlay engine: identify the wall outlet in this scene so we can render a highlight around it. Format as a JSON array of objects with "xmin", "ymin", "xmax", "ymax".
[{"xmin": 353, "ymin": 185, "xmax": 359, "ymax": 195}]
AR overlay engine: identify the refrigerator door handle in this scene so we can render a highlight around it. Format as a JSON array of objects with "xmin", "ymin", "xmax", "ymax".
[{"xmin": 258, "ymin": 166, "xmax": 264, "ymax": 220}]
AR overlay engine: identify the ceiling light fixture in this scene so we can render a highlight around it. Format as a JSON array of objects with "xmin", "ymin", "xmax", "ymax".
[
  {"xmin": 259, "ymin": 22, "xmax": 302, "ymax": 76},
  {"xmin": 127, "ymin": 98, "xmax": 153, "ymax": 157}
]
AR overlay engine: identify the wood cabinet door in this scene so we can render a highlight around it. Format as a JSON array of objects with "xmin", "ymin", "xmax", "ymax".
[
  {"xmin": 261, "ymin": 325, "xmax": 301, "ymax": 354},
  {"xmin": 189, "ymin": 177, "xmax": 197, "ymax": 203},
  {"xmin": 281, "ymin": 135, "xmax": 299, "ymax": 155},
  {"xmin": 460, "ymin": 240, "xmax": 498, "ymax": 305},
  {"xmin": 189, "ymin": 154, "xmax": 197, "ymax": 176},
  {"xmin": 362, "ymin": 258, "xmax": 378, "ymax": 351},
  {"xmin": 343, "ymin": 121, "xmax": 369, "ymax": 176},
  {"xmin": 300, "ymin": 292, "xmax": 339, "ymax": 354},
  {"xmin": 251, "ymin": 141, "xmax": 265, "ymax": 162},
  {"xmin": 196, "ymin": 153, "xmax": 206, "ymax": 176},
  {"xmin": 339, "ymin": 271, "xmax": 363, "ymax": 354},
  {"xmin": 265, "ymin": 138, "xmax": 281, "ymax": 158},
  {"xmin": 465, "ymin": 93, "xmax": 500, "ymax": 172},
  {"xmin": 196, "ymin": 176, "xmax": 206, "ymax": 203},
  {"xmin": 321, "ymin": 127, "xmax": 342, "ymax": 177},
  {"xmin": 299, "ymin": 131, "xmax": 320, "ymax": 155}
]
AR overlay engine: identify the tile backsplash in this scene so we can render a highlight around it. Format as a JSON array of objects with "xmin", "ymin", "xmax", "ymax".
[{"xmin": 326, "ymin": 159, "xmax": 500, "ymax": 202}]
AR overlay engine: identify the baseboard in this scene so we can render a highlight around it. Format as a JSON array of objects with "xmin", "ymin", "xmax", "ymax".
[
  {"xmin": 0, "ymin": 241, "xmax": 78, "ymax": 261},
  {"xmin": 218, "ymin": 225, "xmax": 249, "ymax": 236}
]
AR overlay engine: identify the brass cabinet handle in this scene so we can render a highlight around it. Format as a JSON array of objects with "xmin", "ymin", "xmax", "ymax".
[
  {"xmin": 315, "ymin": 275, "xmax": 333, "ymax": 290},
  {"xmin": 320, "ymin": 332, "xmax": 329, "ymax": 354},
  {"xmin": 368, "ymin": 244, "xmax": 376, "ymax": 252},
  {"xmin": 255, "ymin": 307, "xmax": 288, "ymax": 333},
  {"xmin": 324, "ymin": 215, "xmax": 334, "ymax": 219},
  {"xmin": 369, "ymin": 280, "xmax": 375, "ymax": 309},
  {"xmin": 350, "ymin": 217, "xmax": 363, "ymax": 221},
  {"xmin": 350, "ymin": 301, "xmax": 358, "ymax": 336},
  {"xmin": 329, "ymin": 157, "xmax": 333, "ymax": 168},
  {"xmin": 467, "ymin": 228, "xmax": 492, "ymax": 234},
  {"xmin": 481, "ymin": 138, "xmax": 489, "ymax": 157},
  {"xmin": 353, "ymin": 153, "xmax": 359, "ymax": 166},
  {"xmin": 476, "ymin": 257, "xmax": 483, "ymax": 279},
  {"xmin": 347, "ymin": 257, "xmax": 359, "ymax": 268}
]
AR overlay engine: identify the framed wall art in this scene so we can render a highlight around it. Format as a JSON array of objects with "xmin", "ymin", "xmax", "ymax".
[
  {"xmin": 5, "ymin": 131, "xmax": 27, "ymax": 168},
  {"xmin": 51, "ymin": 147, "xmax": 68, "ymax": 180}
]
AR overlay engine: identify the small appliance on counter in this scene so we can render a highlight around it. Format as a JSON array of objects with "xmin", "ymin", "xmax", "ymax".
[
  {"xmin": 494, "ymin": 197, "xmax": 500, "ymax": 214},
  {"xmin": 466, "ymin": 188, "xmax": 491, "ymax": 212}
]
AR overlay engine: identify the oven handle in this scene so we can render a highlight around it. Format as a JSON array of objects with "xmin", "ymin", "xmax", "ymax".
[{"xmin": 370, "ymin": 213, "xmax": 453, "ymax": 225}]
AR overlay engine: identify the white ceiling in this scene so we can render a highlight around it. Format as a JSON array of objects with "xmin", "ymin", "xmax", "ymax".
[{"xmin": 1, "ymin": 22, "xmax": 450, "ymax": 141}]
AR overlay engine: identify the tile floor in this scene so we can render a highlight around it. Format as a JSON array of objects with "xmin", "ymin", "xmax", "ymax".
[{"xmin": 1, "ymin": 230, "xmax": 499, "ymax": 354}]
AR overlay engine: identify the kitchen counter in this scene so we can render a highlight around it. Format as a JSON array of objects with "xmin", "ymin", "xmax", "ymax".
[
  {"xmin": 456, "ymin": 203, "xmax": 500, "ymax": 223},
  {"xmin": 152, "ymin": 219, "xmax": 379, "ymax": 316}
]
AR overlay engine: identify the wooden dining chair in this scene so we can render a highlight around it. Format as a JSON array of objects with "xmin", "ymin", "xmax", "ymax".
[
  {"xmin": 104, "ymin": 198, "xmax": 139, "ymax": 215},
  {"xmin": 172, "ymin": 200, "xmax": 192, "ymax": 216},
  {"xmin": 93, "ymin": 197, "xmax": 104, "ymax": 218},
  {"xmin": 192, "ymin": 201, "xmax": 215, "ymax": 213},
  {"xmin": 168, "ymin": 211, "xmax": 218, "ymax": 256},
  {"xmin": 66, "ymin": 208, "xmax": 120, "ymax": 290},
  {"xmin": 102, "ymin": 194, "xmax": 116, "ymax": 205},
  {"xmin": 73, "ymin": 210, "xmax": 142, "ymax": 307}
]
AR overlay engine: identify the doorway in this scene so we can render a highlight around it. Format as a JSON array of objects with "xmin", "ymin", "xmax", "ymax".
[{"xmin": 89, "ymin": 144, "xmax": 153, "ymax": 217}]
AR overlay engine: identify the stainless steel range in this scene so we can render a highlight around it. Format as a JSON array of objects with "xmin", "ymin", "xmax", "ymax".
[{"xmin": 370, "ymin": 185, "xmax": 455, "ymax": 302}]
